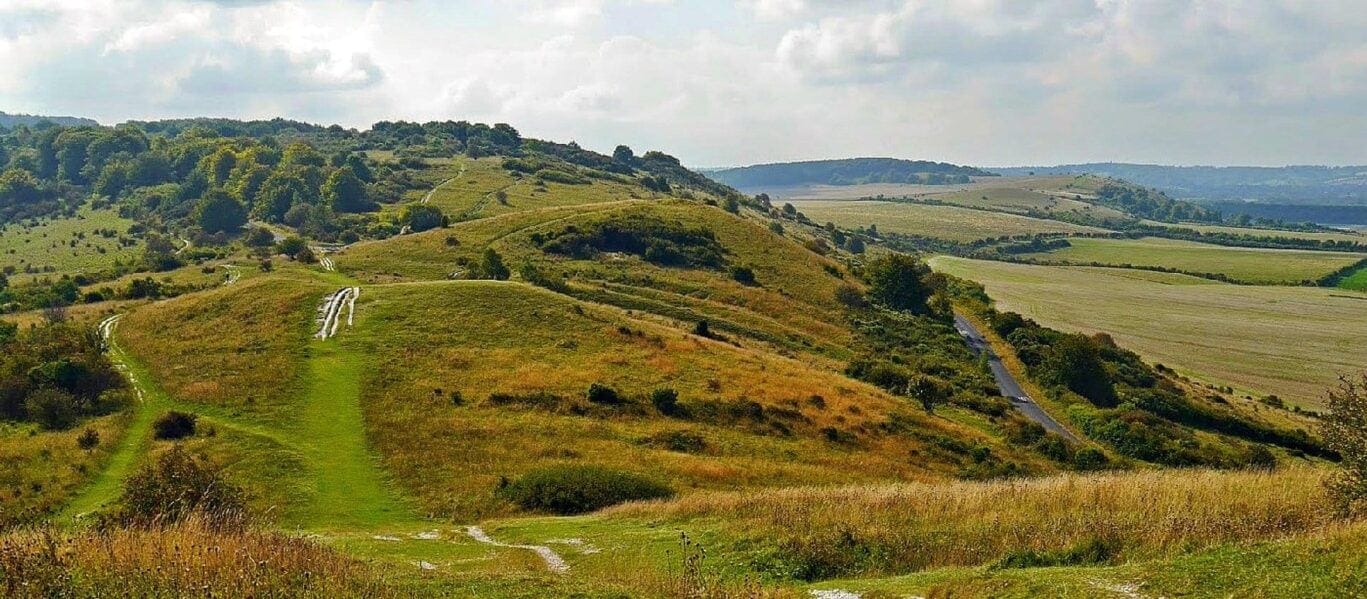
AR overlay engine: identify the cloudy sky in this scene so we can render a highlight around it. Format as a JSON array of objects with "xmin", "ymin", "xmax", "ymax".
[{"xmin": 1, "ymin": 0, "xmax": 1364, "ymax": 167}]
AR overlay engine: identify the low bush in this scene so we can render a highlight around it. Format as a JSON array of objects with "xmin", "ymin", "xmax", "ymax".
[
  {"xmin": 497, "ymin": 464, "xmax": 674, "ymax": 514},
  {"xmin": 115, "ymin": 446, "xmax": 246, "ymax": 529},
  {"xmin": 152, "ymin": 410, "xmax": 197, "ymax": 440}
]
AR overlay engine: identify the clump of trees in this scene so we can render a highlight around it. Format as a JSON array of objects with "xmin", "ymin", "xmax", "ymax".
[
  {"xmin": 535, "ymin": 214, "xmax": 726, "ymax": 269},
  {"xmin": 495, "ymin": 464, "xmax": 673, "ymax": 515},
  {"xmin": 0, "ymin": 320, "xmax": 127, "ymax": 430}
]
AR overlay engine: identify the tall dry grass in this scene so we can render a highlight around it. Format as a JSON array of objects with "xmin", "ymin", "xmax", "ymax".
[
  {"xmin": 610, "ymin": 467, "xmax": 1338, "ymax": 578},
  {"xmin": 0, "ymin": 517, "xmax": 393, "ymax": 598}
]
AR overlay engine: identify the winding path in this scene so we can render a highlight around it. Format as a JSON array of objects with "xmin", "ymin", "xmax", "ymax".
[
  {"xmin": 421, "ymin": 162, "xmax": 467, "ymax": 204},
  {"xmin": 466, "ymin": 525, "xmax": 569, "ymax": 573},
  {"xmin": 953, "ymin": 313, "xmax": 1078, "ymax": 440}
]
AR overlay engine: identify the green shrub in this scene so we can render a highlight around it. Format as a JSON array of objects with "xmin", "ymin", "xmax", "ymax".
[
  {"xmin": 152, "ymin": 411, "xmax": 197, "ymax": 440},
  {"xmin": 25, "ymin": 388, "xmax": 79, "ymax": 430},
  {"xmin": 496, "ymin": 464, "xmax": 674, "ymax": 514},
  {"xmin": 642, "ymin": 430, "xmax": 707, "ymax": 453},
  {"xmin": 586, "ymin": 382, "xmax": 622, "ymax": 405},
  {"xmin": 730, "ymin": 265, "xmax": 757, "ymax": 286},
  {"xmin": 650, "ymin": 387, "xmax": 680, "ymax": 416},
  {"xmin": 116, "ymin": 446, "xmax": 246, "ymax": 528}
]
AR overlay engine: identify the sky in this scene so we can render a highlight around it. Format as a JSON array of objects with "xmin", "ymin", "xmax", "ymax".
[{"xmin": 1, "ymin": 0, "xmax": 1364, "ymax": 168}]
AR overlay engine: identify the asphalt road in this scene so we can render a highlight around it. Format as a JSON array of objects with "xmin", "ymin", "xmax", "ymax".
[{"xmin": 953, "ymin": 313, "xmax": 1078, "ymax": 441}]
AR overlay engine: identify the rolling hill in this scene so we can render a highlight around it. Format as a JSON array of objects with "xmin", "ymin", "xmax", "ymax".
[
  {"xmin": 706, "ymin": 157, "xmax": 994, "ymax": 193},
  {"xmin": 0, "ymin": 120, "xmax": 1358, "ymax": 597}
]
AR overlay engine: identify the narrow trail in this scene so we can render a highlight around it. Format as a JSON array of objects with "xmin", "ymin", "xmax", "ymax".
[
  {"xmin": 316, "ymin": 287, "xmax": 359, "ymax": 339},
  {"xmin": 422, "ymin": 162, "xmax": 467, "ymax": 204},
  {"xmin": 466, "ymin": 525, "xmax": 569, "ymax": 573},
  {"xmin": 317, "ymin": 254, "xmax": 336, "ymax": 271},
  {"xmin": 175, "ymin": 237, "xmax": 191, "ymax": 255},
  {"xmin": 59, "ymin": 314, "xmax": 164, "ymax": 522}
]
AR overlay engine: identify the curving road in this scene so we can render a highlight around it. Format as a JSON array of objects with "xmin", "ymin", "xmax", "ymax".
[{"xmin": 953, "ymin": 313, "xmax": 1078, "ymax": 441}]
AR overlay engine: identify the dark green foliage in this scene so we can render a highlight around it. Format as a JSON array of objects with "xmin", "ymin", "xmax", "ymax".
[
  {"xmin": 865, "ymin": 253, "xmax": 935, "ymax": 313},
  {"xmin": 995, "ymin": 537, "xmax": 1120, "ymax": 569},
  {"xmin": 834, "ymin": 284, "xmax": 867, "ymax": 308},
  {"xmin": 468, "ymin": 248, "xmax": 510, "ymax": 280},
  {"xmin": 243, "ymin": 227, "xmax": 275, "ymax": 247},
  {"xmin": 650, "ymin": 387, "xmax": 681, "ymax": 416},
  {"xmin": 1093, "ymin": 182, "xmax": 1219, "ymax": 223},
  {"xmin": 399, "ymin": 203, "xmax": 444, "ymax": 233},
  {"xmin": 730, "ymin": 265, "xmax": 757, "ymax": 285},
  {"xmin": 115, "ymin": 446, "xmax": 246, "ymax": 528},
  {"xmin": 323, "ymin": 166, "xmax": 371, "ymax": 213},
  {"xmin": 0, "ymin": 321, "xmax": 125, "ymax": 428},
  {"xmin": 194, "ymin": 190, "xmax": 247, "ymax": 234},
  {"xmin": 586, "ymin": 382, "xmax": 623, "ymax": 405},
  {"xmin": 1042, "ymin": 335, "xmax": 1118, "ymax": 407},
  {"xmin": 152, "ymin": 410, "xmax": 197, "ymax": 440},
  {"xmin": 496, "ymin": 464, "xmax": 674, "ymax": 514},
  {"xmin": 1323, "ymin": 373, "xmax": 1367, "ymax": 516},
  {"xmin": 275, "ymin": 236, "xmax": 307, "ymax": 257},
  {"xmin": 537, "ymin": 214, "xmax": 726, "ymax": 268}
]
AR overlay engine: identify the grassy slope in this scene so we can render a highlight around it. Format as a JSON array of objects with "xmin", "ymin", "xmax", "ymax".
[
  {"xmin": 791, "ymin": 199, "xmax": 1109, "ymax": 242},
  {"xmin": 342, "ymin": 200, "xmax": 859, "ymax": 359},
  {"xmin": 0, "ymin": 203, "xmax": 140, "ymax": 284},
  {"xmin": 1023, "ymin": 236, "xmax": 1366, "ymax": 284},
  {"xmin": 930, "ymin": 256, "xmax": 1367, "ymax": 407},
  {"xmin": 1339, "ymin": 264, "xmax": 1367, "ymax": 291},
  {"xmin": 352, "ymin": 280, "xmax": 1036, "ymax": 520}
]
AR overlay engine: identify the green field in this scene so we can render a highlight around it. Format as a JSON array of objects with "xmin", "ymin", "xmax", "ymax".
[
  {"xmin": 0, "ymin": 204, "xmax": 140, "ymax": 283},
  {"xmin": 1340, "ymin": 265, "xmax": 1367, "ymax": 291},
  {"xmin": 1139, "ymin": 220, "xmax": 1367, "ymax": 244},
  {"xmin": 791, "ymin": 200, "xmax": 1109, "ymax": 242},
  {"xmin": 1022, "ymin": 236, "xmax": 1367, "ymax": 284},
  {"xmin": 930, "ymin": 256, "xmax": 1367, "ymax": 407}
]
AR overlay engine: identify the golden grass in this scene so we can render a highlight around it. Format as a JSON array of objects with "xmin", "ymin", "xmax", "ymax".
[
  {"xmin": 611, "ymin": 467, "xmax": 1337, "ymax": 575},
  {"xmin": 791, "ymin": 200, "xmax": 1108, "ymax": 242},
  {"xmin": 352, "ymin": 281, "xmax": 1042, "ymax": 520},
  {"xmin": 117, "ymin": 276, "xmax": 323, "ymax": 422},
  {"xmin": 0, "ymin": 414, "xmax": 130, "ymax": 526},
  {"xmin": 0, "ymin": 518, "xmax": 393, "ymax": 598}
]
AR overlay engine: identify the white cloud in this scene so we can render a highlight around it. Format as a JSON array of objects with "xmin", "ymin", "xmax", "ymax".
[{"xmin": 0, "ymin": 0, "xmax": 1363, "ymax": 166}]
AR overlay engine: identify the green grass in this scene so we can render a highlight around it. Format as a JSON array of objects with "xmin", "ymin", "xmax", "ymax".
[
  {"xmin": 0, "ymin": 203, "xmax": 140, "ymax": 283},
  {"xmin": 1140, "ymin": 219, "xmax": 1367, "ymax": 244},
  {"xmin": 810, "ymin": 522, "xmax": 1367, "ymax": 598},
  {"xmin": 930, "ymin": 256, "xmax": 1367, "ymax": 407},
  {"xmin": 343, "ymin": 199, "xmax": 860, "ymax": 359},
  {"xmin": 791, "ymin": 199, "xmax": 1109, "ymax": 242},
  {"xmin": 1339, "ymin": 264, "xmax": 1367, "ymax": 291},
  {"xmin": 1023, "ymin": 236, "xmax": 1367, "ymax": 284}
]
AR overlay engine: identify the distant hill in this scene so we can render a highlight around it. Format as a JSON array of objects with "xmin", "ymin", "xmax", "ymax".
[
  {"xmin": 992, "ymin": 163, "xmax": 1367, "ymax": 205},
  {"xmin": 706, "ymin": 157, "xmax": 994, "ymax": 192},
  {"xmin": 0, "ymin": 111, "xmax": 98, "ymax": 128}
]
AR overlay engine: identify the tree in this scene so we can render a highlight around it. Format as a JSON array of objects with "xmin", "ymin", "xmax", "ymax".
[
  {"xmin": 323, "ymin": 166, "xmax": 370, "ymax": 213},
  {"xmin": 908, "ymin": 375, "xmax": 949, "ymax": 414},
  {"xmin": 866, "ymin": 253, "xmax": 933, "ymax": 313},
  {"xmin": 1324, "ymin": 373, "xmax": 1367, "ymax": 516},
  {"xmin": 78, "ymin": 427, "xmax": 100, "ymax": 451},
  {"xmin": 0, "ymin": 168, "xmax": 42, "ymax": 207},
  {"xmin": 194, "ymin": 190, "xmax": 247, "ymax": 234},
  {"xmin": 1044, "ymin": 335, "xmax": 1117, "ymax": 407},
  {"xmin": 254, "ymin": 171, "xmax": 311, "ymax": 222},
  {"xmin": 612, "ymin": 145, "xmax": 635, "ymax": 165},
  {"xmin": 399, "ymin": 203, "xmax": 444, "ymax": 233},
  {"xmin": 471, "ymin": 248, "xmax": 510, "ymax": 280}
]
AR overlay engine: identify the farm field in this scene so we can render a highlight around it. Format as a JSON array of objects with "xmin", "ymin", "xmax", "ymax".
[
  {"xmin": 0, "ymin": 204, "xmax": 140, "ymax": 283},
  {"xmin": 1021, "ymin": 236, "xmax": 1367, "ymax": 284},
  {"xmin": 1139, "ymin": 219, "xmax": 1367, "ymax": 244},
  {"xmin": 930, "ymin": 256, "xmax": 1367, "ymax": 408},
  {"xmin": 790, "ymin": 200, "xmax": 1110, "ymax": 242}
]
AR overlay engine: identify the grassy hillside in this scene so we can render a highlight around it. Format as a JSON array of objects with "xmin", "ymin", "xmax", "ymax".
[
  {"xmin": 930, "ymin": 256, "xmax": 1367, "ymax": 407},
  {"xmin": 348, "ymin": 280, "xmax": 1045, "ymax": 519},
  {"xmin": 0, "ymin": 203, "xmax": 140, "ymax": 284},
  {"xmin": 1021, "ymin": 236, "xmax": 1366, "ymax": 284},
  {"xmin": 792, "ymin": 199, "xmax": 1109, "ymax": 242},
  {"xmin": 343, "ymin": 199, "xmax": 859, "ymax": 358}
]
